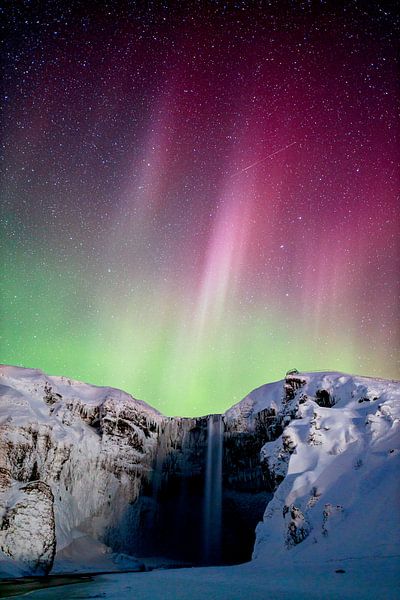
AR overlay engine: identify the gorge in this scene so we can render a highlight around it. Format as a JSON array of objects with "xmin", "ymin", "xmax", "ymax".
[{"xmin": 0, "ymin": 364, "xmax": 399, "ymax": 586}]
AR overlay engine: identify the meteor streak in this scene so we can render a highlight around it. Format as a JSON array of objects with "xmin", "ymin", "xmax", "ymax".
[{"xmin": 233, "ymin": 141, "xmax": 297, "ymax": 176}]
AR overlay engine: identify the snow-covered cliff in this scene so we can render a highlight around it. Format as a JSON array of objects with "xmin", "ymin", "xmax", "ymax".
[
  {"xmin": 230, "ymin": 372, "xmax": 400, "ymax": 564},
  {"xmin": 0, "ymin": 365, "xmax": 163, "ymax": 575},
  {"xmin": 0, "ymin": 365, "xmax": 398, "ymax": 577}
]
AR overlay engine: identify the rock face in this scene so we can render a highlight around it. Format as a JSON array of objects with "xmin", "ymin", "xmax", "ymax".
[
  {"xmin": 126, "ymin": 413, "xmax": 272, "ymax": 565},
  {"xmin": 0, "ymin": 365, "xmax": 399, "ymax": 575}
]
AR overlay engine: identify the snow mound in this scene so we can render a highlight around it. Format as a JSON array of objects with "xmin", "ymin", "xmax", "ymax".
[{"xmin": 53, "ymin": 531, "xmax": 143, "ymax": 573}]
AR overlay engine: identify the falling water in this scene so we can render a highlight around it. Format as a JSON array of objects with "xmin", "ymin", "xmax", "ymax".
[{"xmin": 203, "ymin": 413, "xmax": 223, "ymax": 564}]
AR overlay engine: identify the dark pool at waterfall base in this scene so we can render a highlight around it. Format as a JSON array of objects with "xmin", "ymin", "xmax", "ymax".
[{"xmin": 0, "ymin": 574, "xmax": 93, "ymax": 598}]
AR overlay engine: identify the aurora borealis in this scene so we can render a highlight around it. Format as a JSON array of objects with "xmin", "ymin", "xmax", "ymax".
[{"xmin": 1, "ymin": 2, "xmax": 399, "ymax": 416}]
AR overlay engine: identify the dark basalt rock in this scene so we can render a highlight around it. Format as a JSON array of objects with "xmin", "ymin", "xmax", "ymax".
[
  {"xmin": 43, "ymin": 383, "xmax": 62, "ymax": 405},
  {"xmin": 120, "ymin": 409, "xmax": 277, "ymax": 566},
  {"xmin": 284, "ymin": 375, "xmax": 307, "ymax": 401},
  {"xmin": 286, "ymin": 505, "xmax": 310, "ymax": 547},
  {"xmin": 315, "ymin": 389, "xmax": 336, "ymax": 408}
]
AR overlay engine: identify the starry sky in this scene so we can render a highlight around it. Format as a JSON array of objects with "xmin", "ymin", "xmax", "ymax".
[{"xmin": 1, "ymin": 1, "xmax": 399, "ymax": 416}]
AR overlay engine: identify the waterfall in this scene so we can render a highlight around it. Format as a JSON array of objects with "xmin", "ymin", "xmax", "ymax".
[{"xmin": 203, "ymin": 413, "xmax": 223, "ymax": 564}]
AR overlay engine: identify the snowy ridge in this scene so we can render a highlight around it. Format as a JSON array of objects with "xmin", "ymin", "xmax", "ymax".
[
  {"xmin": 0, "ymin": 365, "xmax": 162, "ymax": 418},
  {"xmin": 225, "ymin": 378, "xmax": 285, "ymax": 422}
]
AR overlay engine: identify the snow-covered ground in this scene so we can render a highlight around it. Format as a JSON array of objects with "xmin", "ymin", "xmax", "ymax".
[{"xmin": 5, "ymin": 556, "xmax": 400, "ymax": 600}]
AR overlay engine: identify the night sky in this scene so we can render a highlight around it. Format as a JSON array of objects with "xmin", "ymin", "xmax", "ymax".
[{"xmin": 1, "ymin": 1, "xmax": 399, "ymax": 416}]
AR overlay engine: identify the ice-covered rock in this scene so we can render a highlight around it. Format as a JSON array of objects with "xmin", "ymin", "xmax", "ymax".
[
  {"xmin": 0, "ymin": 365, "xmax": 163, "ymax": 575},
  {"xmin": 0, "ymin": 477, "xmax": 55, "ymax": 574}
]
